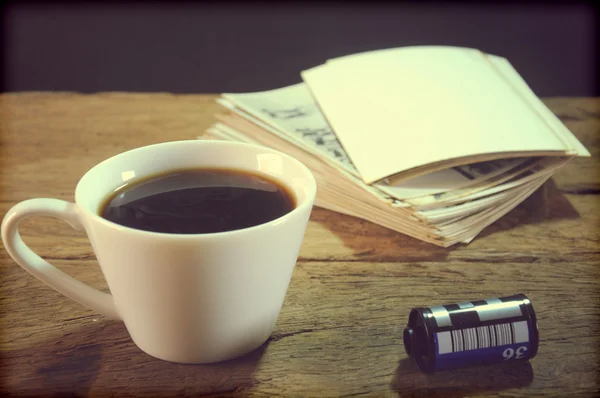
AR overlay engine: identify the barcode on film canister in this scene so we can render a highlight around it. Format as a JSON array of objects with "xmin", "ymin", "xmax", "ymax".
[
  {"xmin": 403, "ymin": 294, "xmax": 539, "ymax": 372},
  {"xmin": 437, "ymin": 320, "xmax": 530, "ymax": 354}
]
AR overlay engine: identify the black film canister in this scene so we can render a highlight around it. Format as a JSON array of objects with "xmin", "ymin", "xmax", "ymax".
[{"xmin": 403, "ymin": 293, "xmax": 539, "ymax": 372}]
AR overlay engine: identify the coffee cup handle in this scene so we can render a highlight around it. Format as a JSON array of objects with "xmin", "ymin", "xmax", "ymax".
[{"xmin": 1, "ymin": 198, "xmax": 120, "ymax": 320}]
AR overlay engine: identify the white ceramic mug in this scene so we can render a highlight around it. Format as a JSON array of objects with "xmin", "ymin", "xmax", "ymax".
[{"xmin": 1, "ymin": 140, "xmax": 316, "ymax": 363}]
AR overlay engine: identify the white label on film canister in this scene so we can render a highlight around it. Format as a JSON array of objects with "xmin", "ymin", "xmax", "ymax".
[{"xmin": 476, "ymin": 298, "xmax": 523, "ymax": 321}]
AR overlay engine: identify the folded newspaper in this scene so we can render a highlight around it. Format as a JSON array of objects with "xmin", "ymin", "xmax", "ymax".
[{"xmin": 200, "ymin": 46, "xmax": 590, "ymax": 247}]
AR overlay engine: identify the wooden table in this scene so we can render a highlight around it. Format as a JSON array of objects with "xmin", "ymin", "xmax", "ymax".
[{"xmin": 1, "ymin": 93, "xmax": 598, "ymax": 397}]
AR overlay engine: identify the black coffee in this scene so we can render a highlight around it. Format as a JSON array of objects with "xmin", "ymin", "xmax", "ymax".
[{"xmin": 99, "ymin": 168, "xmax": 296, "ymax": 234}]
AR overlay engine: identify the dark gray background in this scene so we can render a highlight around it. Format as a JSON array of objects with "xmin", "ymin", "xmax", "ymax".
[{"xmin": 2, "ymin": 1, "xmax": 598, "ymax": 96}]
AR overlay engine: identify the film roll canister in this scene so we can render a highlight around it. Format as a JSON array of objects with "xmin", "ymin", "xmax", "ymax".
[{"xmin": 403, "ymin": 293, "xmax": 539, "ymax": 373}]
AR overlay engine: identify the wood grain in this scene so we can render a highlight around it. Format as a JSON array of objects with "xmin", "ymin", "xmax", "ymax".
[{"xmin": 1, "ymin": 93, "xmax": 598, "ymax": 397}]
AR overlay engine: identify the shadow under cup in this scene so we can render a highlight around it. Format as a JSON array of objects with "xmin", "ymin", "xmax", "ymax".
[{"xmin": 74, "ymin": 140, "xmax": 317, "ymax": 363}]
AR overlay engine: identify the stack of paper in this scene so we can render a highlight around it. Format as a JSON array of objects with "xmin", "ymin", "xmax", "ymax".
[{"xmin": 201, "ymin": 46, "xmax": 590, "ymax": 247}]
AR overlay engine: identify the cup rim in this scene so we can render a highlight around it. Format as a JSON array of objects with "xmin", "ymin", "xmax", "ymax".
[{"xmin": 74, "ymin": 140, "xmax": 317, "ymax": 239}]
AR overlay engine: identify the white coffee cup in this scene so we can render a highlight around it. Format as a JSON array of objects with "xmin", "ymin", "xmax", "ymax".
[{"xmin": 1, "ymin": 140, "xmax": 316, "ymax": 363}]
